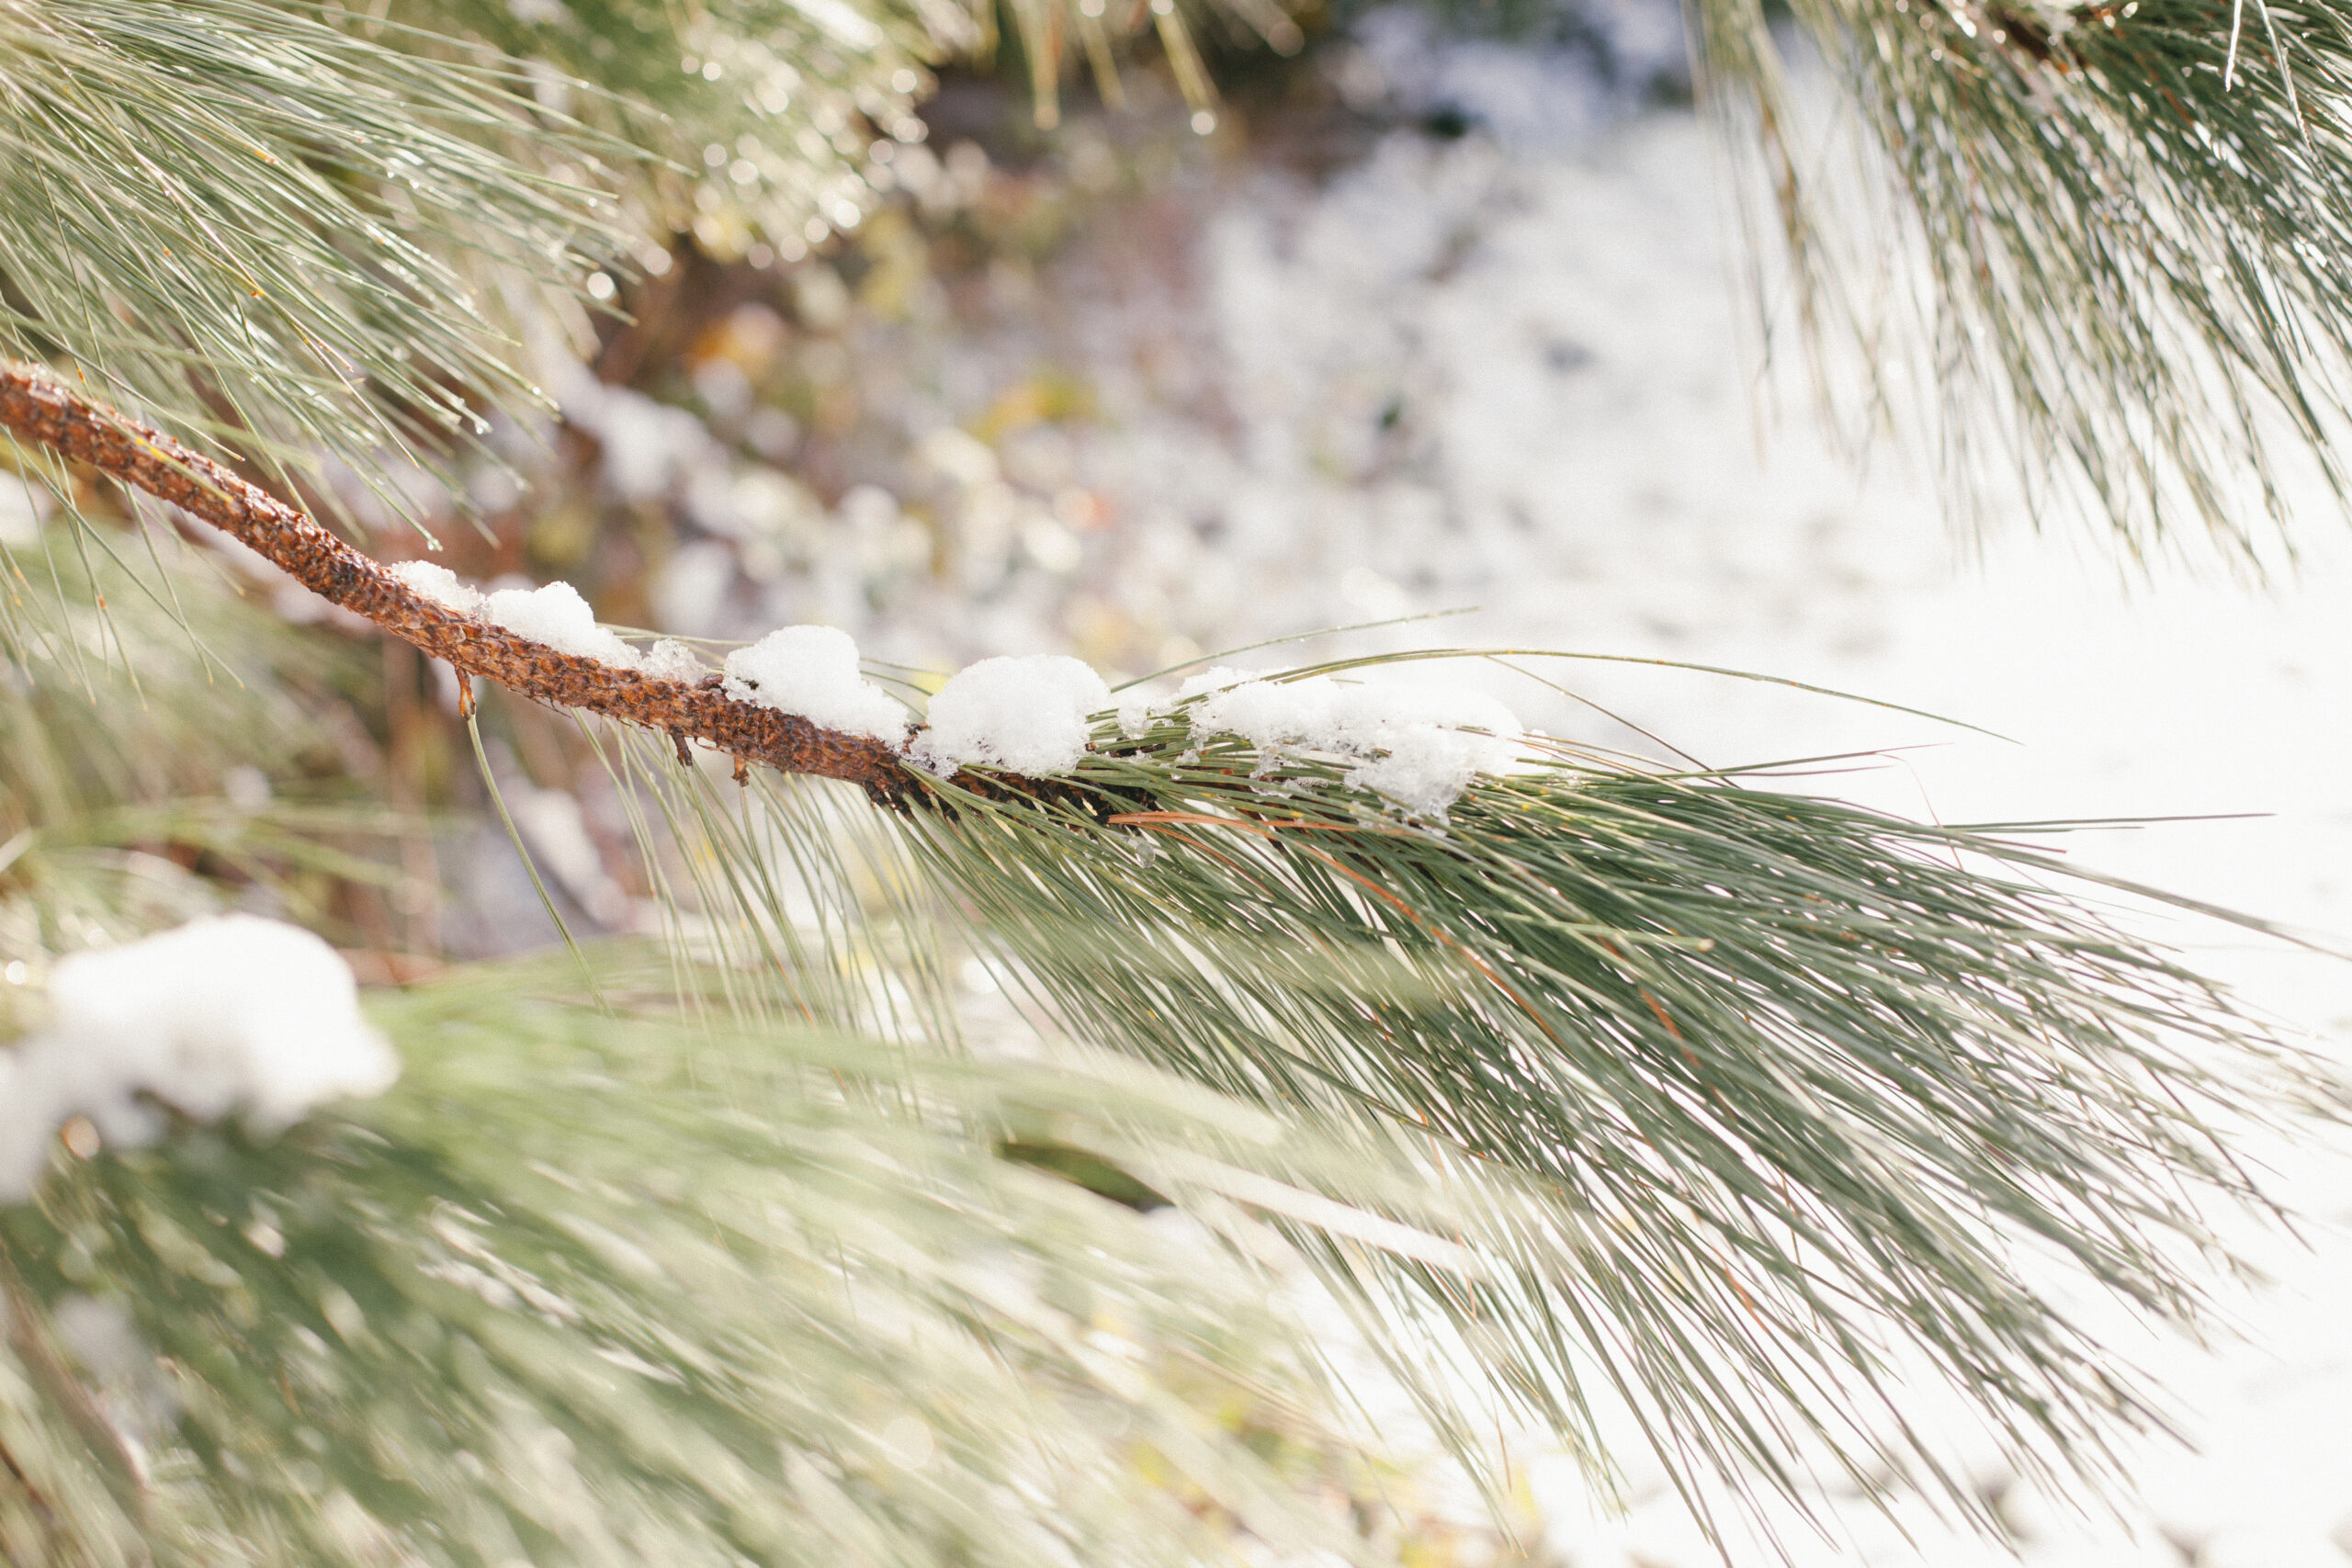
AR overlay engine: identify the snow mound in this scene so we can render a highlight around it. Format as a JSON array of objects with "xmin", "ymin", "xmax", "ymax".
[
  {"xmin": 478, "ymin": 581, "xmax": 642, "ymax": 668},
  {"xmin": 387, "ymin": 558, "xmax": 483, "ymax": 613},
  {"xmin": 1188, "ymin": 675, "xmax": 1529, "ymax": 818},
  {"xmin": 910, "ymin": 655, "xmax": 1112, "ymax": 776},
  {"xmin": 393, "ymin": 565, "xmax": 679, "ymax": 680},
  {"xmin": 0, "ymin": 916, "xmax": 401, "ymax": 1201},
  {"xmin": 1119, "ymin": 666, "xmax": 1250, "ymax": 736},
  {"xmin": 641, "ymin": 637, "xmax": 707, "ymax": 684},
  {"xmin": 723, "ymin": 626, "xmax": 910, "ymax": 743}
]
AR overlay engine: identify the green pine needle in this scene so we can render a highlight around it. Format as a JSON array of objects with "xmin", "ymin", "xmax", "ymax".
[
  {"xmin": 1692, "ymin": 0, "xmax": 2352, "ymax": 556},
  {"xmin": 0, "ymin": 1, "xmax": 625, "ymax": 504},
  {"xmin": 851, "ymin": 660, "xmax": 2346, "ymax": 1520},
  {"xmin": 0, "ymin": 975, "xmax": 1398, "ymax": 1567}
]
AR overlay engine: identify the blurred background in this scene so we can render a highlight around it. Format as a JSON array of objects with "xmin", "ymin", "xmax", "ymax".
[{"xmin": 5, "ymin": 0, "xmax": 2347, "ymax": 1559}]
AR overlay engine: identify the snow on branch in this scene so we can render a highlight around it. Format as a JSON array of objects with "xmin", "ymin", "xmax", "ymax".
[
  {"xmin": 0, "ymin": 360, "xmax": 915, "ymax": 804},
  {"xmin": 0, "ymin": 361, "xmax": 1536, "ymax": 823},
  {"xmin": 0, "ymin": 916, "xmax": 398, "ymax": 1200}
]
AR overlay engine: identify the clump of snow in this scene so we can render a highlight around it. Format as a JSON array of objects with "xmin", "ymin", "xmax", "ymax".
[
  {"xmin": 393, "ymin": 565, "xmax": 686, "ymax": 680},
  {"xmin": 722, "ymin": 626, "xmax": 910, "ymax": 744},
  {"xmin": 478, "ymin": 581, "xmax": 642, "ymax": 669},
  {"xmin": 640, "ymin": 637, "xmax": 707, "ymax": 684},
  {"xmin": 1118, "ymin": 667, "xmax": 1248, "ymax": 737},
  {"xmin": 0, "ymin": 916, "xmax": 400, "ymax": 1202},
  {"xmin": 1185, "ymin": 675, "xmax": 1529, "ymax": 818},
  {"xmin": 387, "ymin": 559, "xmax": 484, "ymax": 614},
  {"xmin": 910, "ymin": 655, "xmax": 1113, "ymax": 776}
]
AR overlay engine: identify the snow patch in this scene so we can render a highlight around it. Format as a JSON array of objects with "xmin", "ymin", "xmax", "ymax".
[
  {"xmin": 1119, "ymin": 666, "xmax": 1249, "ymax": 736},
  {"xmin": 640, "ymin": 638, "xmax": 707, "ymax": 684},
  {"xmin": 722, "ymin": 626, "xmax": 910, "ymax": 743},
  {"xmin": 387, "ymin": 559, "xmax": 484, "ymax": 614},
  {"xmin": 393, "ymin": 564, "xmax": 663, "ymax": 678},
  {"xmin": 1186, "ymin": 675, "xmax": 1529, "ymax": 817},
  {"xmin": 478, "ymin": 581, "xmax": 643, "ymax": 669},
  {"xmin": 910, "ymin": 655, "xmax": 1112, "ymax": 776},
  {"xmin": 0, "ymin": 916, "xmax": 400, "ymax": 1202}
]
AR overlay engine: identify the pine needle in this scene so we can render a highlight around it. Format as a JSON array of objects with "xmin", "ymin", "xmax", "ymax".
[
  {"xmin": 1691, "ymin": 0, "xmax": 2352, "ymax": 557},
  {"xmin": 830, "ymin": 664, "xmax": 2351, "ymax": 1520}
]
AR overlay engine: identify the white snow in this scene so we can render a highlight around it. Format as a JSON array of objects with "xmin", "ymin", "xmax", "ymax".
[
  {"xmin": 721, "ymin": 625, "xmax": 910, "ymax": 743},
  {"xmin": 1116, "ymin": 690, "xmax": 1157, "ymax": 739},
  {"xmin": 391, "ymin": 561, "xmax": 714, "ymax": 686},
  {"xmin": 1182, "ymin": 673, "xmax": 1528, "ymax": 817},
  {"xmin": 387, "ymin": 558, "xmax": 484, "ymax": 614},
  {"xmin": 1117, "ymin": 666, "xmax": 1255, "ymax": 737},
  {"xmin": 0, "ymin": 916, "xmax": 399, "ymax": 1201},
  {"xmin": 394, "ymin": 563, "xmax": 679, "ymax": 681},
  {"xmin": 640, "ymin": 637, "xmax": 707, "ymax": 684},
  {"xmin": 910, "ymin": 655, "xmax": 1112, "ymax": 776},
  {"xmin": 477, "ymin": 580, "xmax": 643, "ymax": 669}
]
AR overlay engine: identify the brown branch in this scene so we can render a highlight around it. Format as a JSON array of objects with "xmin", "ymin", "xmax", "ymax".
[{"xmin": 0, "ymin": 361, "xmax": 918, "ymax": 806}]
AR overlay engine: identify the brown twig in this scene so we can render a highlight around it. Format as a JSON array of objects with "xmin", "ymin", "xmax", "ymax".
[{"xmin": 0, "ymin": 361, "xmax": 920, "ymax": 806}]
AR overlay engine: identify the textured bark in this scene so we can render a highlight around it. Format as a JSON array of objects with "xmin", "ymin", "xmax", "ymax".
[{"xmin": 0, "ymin": 362, "xmax": 920, "ymax": 805}]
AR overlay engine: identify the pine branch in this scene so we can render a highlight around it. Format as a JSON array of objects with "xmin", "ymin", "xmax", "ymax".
[
  {"xmin": 0, "ymin": 974, "xmax": 1397, "ymax": 1567},
  {"xmin": 0, "ymin": 1, "xmax": 622, "ymax": 499},
  {"xmin": 9, "ymin": 363, "xmax": 2341, "ymax": 1534},
  {"xmin": 885, "ymin": 706, "xmax": 2347, "ymax": 1516},
  {"xmin": 1693, "ymin": 0, "xmax": 2352, "ymax": 552},
  {"xmin": 0, "ymin": 362, "xmax": 910, "ymax": 802}
]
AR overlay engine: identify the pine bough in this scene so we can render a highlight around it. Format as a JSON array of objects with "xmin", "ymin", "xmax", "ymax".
[{"xmin": 3, "ymin": 358, "xmax": 2342, "ymax": 1555}]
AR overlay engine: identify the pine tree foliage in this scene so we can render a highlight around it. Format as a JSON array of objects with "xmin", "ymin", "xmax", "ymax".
[
  {"xmin": 1692, "ymin": 0, "xmax": 2352, "ymax": 551},
  {"xmin": 878, "ymin": 661, "xmax": 2337, "ymax": 1515},
  {"xmin": 0, "ymin": 973, "xmax": 1429, "ymax": 1567},
  {"xmin": 379, "ymin": 0, "xmax": 938, "ymax": 260},
  {"xmin": 559, "ymin": 649, "xmax": 2344, "ymax": 1525},
  {"xmin": 0, "ymin": 540, "xmax": 1424, "ymax": 1567},
  {"xmin": 0, "ymin": 0, "xmax": 1275, "ymax": 508},
  {"xmin": 3, "ymin": 0, "xmax": 2351, "ymax": 1562},
  {"xmin": 0, "ymin": 530, "xmax": 416, "ymax": 960},
  {"xmin": 0, "ymin": 1, "xmax": 622, "ymax": 495},
  {"xmin": 386, "ymin": 0, "xmax": 1276, "ymax": 263}
]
